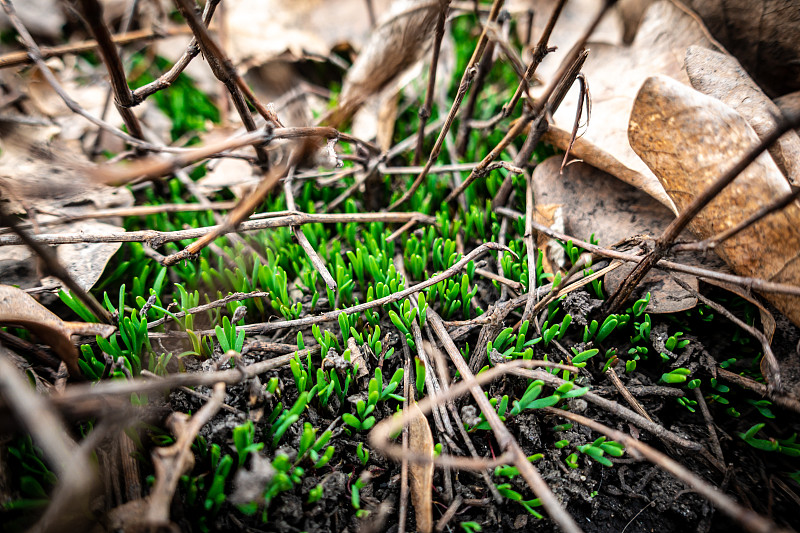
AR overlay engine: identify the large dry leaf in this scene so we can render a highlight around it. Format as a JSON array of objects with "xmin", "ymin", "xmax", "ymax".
[
  {"xmin": 685, "ymin": 45, "xmax": 800, "ymax": 186},
  {"xmin": 628, "ymin": 75, "xmax": 800, "ymax": 327},
  {"xmin": 0, "ymin": 285, "xmax": 115, "ymax": 375},
  {"xmin": 511, "ymin": 0, "xmax": 623, "ymax": 81},
  {"xmin": 532, "ymin": 156, "xmax": 700, "ymax": 312},
  {"xmin": 542, "ymin": 0, "xmax": 720, "ymax": 214},
  {"xmin": 408, "ymin": 401, "xmax": 433, "ymax": 533},
  {"xmin": 224, "ymin": 0, "xmax": 392, "ymax": 68},
  {"xmin": 684, "ymin": 0, "xmax": 800, "ymax": 97}
]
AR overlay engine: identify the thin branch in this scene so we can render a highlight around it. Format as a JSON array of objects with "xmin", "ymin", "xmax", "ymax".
[
  {"xmin": 388, "ymin": 0, "xmax": 506, "ymax": 209},
  {"xmin": 95, "ymin": 126, "xmax": 373, "ymax": 186},
  {"xmin": 77, "ymin": 0, "xmax": 145, "ymax": 140},
  {"xmin": 670, "ymin": 274, "xmax": 781, "ymax": 391},
  {"xmin": 716, "ymin": 368, "xmax": 800, "ymax": 414},
  {"xmin": 161, "ymin": 162, "xmax": 286, "ymax": 265},
  {"xmin": 0, "ymin": 0, "xmax": 165, "ymax": 152},
  {"xmin": 370, "ymin": 358, "xmax": 577, "ymax": 470},
  {"xmin": 132, "ymin": 0, "xmax": 217, "ymax": 101},
  {"xmin": 284, "ymin": 167, "xmax": 336, "ymax": 289},
  {"xmin": 146, "ymin": 290, "xmax": 270, "ymax": 329},
  {"xmin": 605, "ymin": 367, "xmax": 654, "ymax": 423},
  {"xmin": 413, "ymin": 1, "xmax": 450, "ymax": 166},
  {"xmin": 173, "ymin": 0, "xmax": 271, "ymax": 166},
  {"xmin": 425, "ymin": 309, "xmax": 584, "ymax": 533},
  {"xmin": 0, "ymin": 201, "xmax": 234, "ymax": 234},
  {"xmin": 453, "ymin": 9, "xmax": 499, "ymax": 156},
  {"xmin": 190, "ymin": 242, "xmax": 511, "ymax": 336},
  {"xmin": 53, "ymin": 346, "xmax": 319, "ymax": 407},
  {"xmin": 0, "ymin": 26, "xmax": 192, "ymax": 69},
  {"xmin": 514, "ymin": 368, "xmax": 703, "ymax": 451},
  {"xmin": 519, "ymin": 169, "xmax": 538, "ymax": 323},
  {"xmin": 503, "ymin": 0, "xmax": 566, "ymax": 116},
  {"xmin": 0, "ymin": 210, "xmax": 435, "ymax": 247},
  {"xmin": 446, "ymin": 32, "xmax": 595, "ymax": 203},
  {"xmin": 495, "ymin": 207, "xmax": 800, "ymax": 297},
  {"xmin": 398, "ymin": 338, "xmax": 411, "ymax": 533},
  {"xmin": 673, "ymin": 186, "xmax": 800, "ymax": 252},
  {"xmin": 693, "ymin": 387, "xmax": 725, "ymax": 464},
  {"xmin": 147, "ymin": 383, "xmax": 226, "ymax": 526}
]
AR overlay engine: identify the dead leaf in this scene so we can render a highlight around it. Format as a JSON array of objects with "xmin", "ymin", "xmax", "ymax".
[
  {"xmin": 532, "ymin": 156, "xmax": 700, "ymax": 312},
  {"xmin": 617, "ymin": 0, "xmax": 655, "ymax": 44},
  {"xmin": 683, "ymin": 0, "xmax": 800, "ymax": 97},
  {"xmin": 0, "ymin": 0, "xmax": 65, "ymax": 39},
  {"xmin": 377, "ymin": 93, "xmax": 399, "ymax": 152},
  {"xmin": 542, "ymin": 0, "xmax": 721, "ymax": 214},
  {"xmin": 224, "ymin": 0, "xmax": 392, "ymax": 69},
  {"xmin": 348, "ymin": 336, "xmax": 370, "ymax": 381},
  {"xmin": 776, "ymin": 90, "xmax": 800, "ymax": 118},
  {"xmin": 198, "ymin": 157, "xmax": 259, "ymax": 198},
  {"xmin": 350, "ymin": 22, "xmax": 455, "ymax": 145},
  {"xmin": 628, "ymin": 75, "xmax": 800, "ymax": 327},
  {"xmin": 0, "ymin": 124, "xmax": 132, "ymax": 291},
  {"xmin": 685, "ymin": 45, "xmax": 800, "ymax": 186},
  {"xmin": 46, "ymin": 222, "xmax": 126, "ymax": 291},
  {"xmin": 0, "ymin": 284, "xmax": 116, "ymax": 375},
  {"xmin": 330, "ymin": 0, "xmax": 450, "ymax": 126},
  {"xmin": 533, "ymin": 203, "xmax": 567, "ymax": 275},
  {"xmin": 408, "ymin": 401, "xmax": 433, "ymax": 533},
  {"xmin": 511, "ymin": 0, "xmax": 623, "ymax": 82}
]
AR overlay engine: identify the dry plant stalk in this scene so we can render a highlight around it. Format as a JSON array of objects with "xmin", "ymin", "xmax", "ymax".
[
  {"xmin": 388, "ymin": 0, "xmax": 506, "ymax": 209},
  {"xmin": 0, "ymin": 210, "xmax": 434, "ymax": 247}
]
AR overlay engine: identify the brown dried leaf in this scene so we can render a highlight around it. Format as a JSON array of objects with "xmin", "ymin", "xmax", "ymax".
[
  {"xmin": 616, "ymin": 0, "xmax": 655, "ymax": 44},
  {"xmin": 350, "ymin": 25, "xmax": 454, "ymax": 144},
  {"xmin": 776, "ymin": 91, "xmax": 800, "ymax": 118},
  {"xmin": 331, "ymin": 0, "xmax": 450, "ymax": 125},
  {"xmin": 685, "ymin": 45, "xmax": 800, "ymax": 186},
  {"xmin": 347, "ymin": 337, "xmax": 370, "ymax": 381},
  {"xmin": 684, "ymin": 0, "xmax": 800, "ymax": 97},
  {"xmin": 197, "ymin": 157, "xmax": 259, "ymax": 198},
  {"xmin": 532, "ymin": 156, "xmax": 700, "ymax": 312},
  {"xmin": 533, "ymin": 203, "xmax": 566, "ymax": 275},
  {"xmin": 408, "ymin": 401, "xmax": 433, "ymax": 533},
  {"xmin": 0, "ymin": 125, "xmax": 132, "ymax": 291},
  {"xmin": 224, "ymin": 0, "xmax": 392, "ymax": 68},
  {"xmin": 512, "ymin": 0, "xmax": 623, "ymax": 81},
  {"xmin": 0, "ymin": 0, "xmax": 65, "ymax": 39},
  {"xmin": 46, "ymin": 222, "xmax": 125, "ymax": 291},
  {"xmin": 628, "ymin": 75, "xmax": 800, "ymax": 327},
  {"xmin": 0, "ymin": 285, "xmax": 115, "ymax": 375},
  {"xmin": 542, "ymin": 0, "xmax": 720, "ymax": 214}
]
